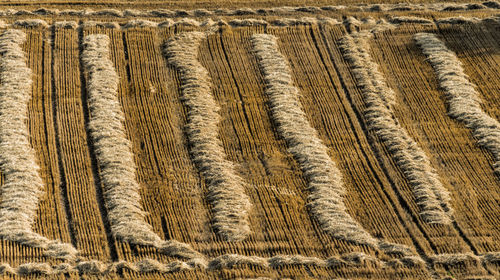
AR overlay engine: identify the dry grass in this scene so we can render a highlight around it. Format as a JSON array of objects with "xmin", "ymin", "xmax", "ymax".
[
  {"xmin": 0, "ymin": 251, "xmax": 431, "ymax": 276},
  {"xmin": 430, "ymin": 253, "xmax": 481, "ymax": 267},
  {"xmin": 390, "ymin": 16, "xmax": 433, "ymax": 24},
  {"xmin": 82, "ymin": 34, "xmax": 204, "ymax": 263},
  {"xmin": 481, "ymin": 252, "xmax": 500, "ymax": 265},
  {"xmin": 164, "ymin": 31, "xmax": 252, "ymax": 242},
  {"xmin": 340, "ymin": 32, "xmax": 454, "ymax": 225},
  {"xmin": 436, "ymin": 16, "xmax": 482, "ymax": 24},
  {"xmin": 415, "ymin": 32, "xmax": 500, "ymax": 176},
  {"xmin": 0, "ymin": 29, "xmax": 78, "ymax": 261},
  {"xmin": 2, "ymin": 16, "xmax": 496, "ymax": 31},
  {"xmin": 0, "ymin": 2, "xmax": 498, "ymax": 18},
  {"xmin": 12, "ymin": 19, "xmax": 49, "ymax": 28},
  {"xmin": 251, "ymin": 33, "xmax": 378, "ymax": 247}
]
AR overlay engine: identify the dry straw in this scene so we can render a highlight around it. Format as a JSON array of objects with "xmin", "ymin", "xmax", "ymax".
[
  {"xmin": 164, "ymin": 32, "xmax": 252, "ymax": 242},
  {"xmin": 390, "ymin": 16, "xmax": 433, "ymax": 24},
  {"xmin": 430, "ymin": 253, "xmax": 481, "ymax": 267},
  {"xmin": 415, "ymin": 33, "xmax": 500, "ymax": 177},
  {"xmin": 251, "ymin": 34, "xmax": 418, "ymax": 257},
  {"xmin": 5, "ymin": 16, "xmax": 497, "ymax": 31},
  {"xmin": 436, "ymin": 16, "xmax": 481, "ymax": 24},
  {"xmin": 251, "ymin": 33, "xmax": 378, "ymax": 247},
  {"xmin": 82, "ymin": 34, "xmax": 204, "ymax": 263},
  {"xmin": 340, "ymin": 32, "xmax": 454, "ymax": 224},
  {"xmin": 0, "ymin": 2, "xmax": 498, "ymax": 18},
  {"xmin": 0, "ymin": 29, "xmax": 77, "ymax": 260},
  {"xmin": 0, "ymin": 250, "xmax": 433, "ymax": 275},
  {"xmin": 12, "ymin": 19, "xmax": 49, "ymax": 28}
]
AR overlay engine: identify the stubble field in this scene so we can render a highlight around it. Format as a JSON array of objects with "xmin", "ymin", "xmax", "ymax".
[{"xmin": 0, "ymin": 1, "xmax": 498, "ymax": 279}]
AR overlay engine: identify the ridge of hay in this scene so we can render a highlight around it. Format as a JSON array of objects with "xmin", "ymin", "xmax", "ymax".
[
  {"xmin": 12, "ymin": 19, "xmax": 48, "ymax": 28},
  {"xmin": 390, "ymin": 16, "xmax": 433, "ymax": 24},
  {"xmin": 0, "ymin": 2, "xmax": 498, "ymax": 18},
  {"xmin": 430, "ymin": 253, "xmax": 481, "ymax": 267},
  {"xmin": 340, "ymin": 32, "xmax": 454, "ymax": 224},
  {"xmin": 0, "ymin": 250, "xmax": 436, "ymax": 275},
  {"xmin": 251, "ymin": 33, "xmax": 377, "ymax": 247},
  {"xmin": 436, "ymin": 16, "xmax": 481, "ymax": 24},
  {"xmin": 164, "ymin": 32, "xmax": 252, "ymax": 242},
  {"xmin": 2, "ymin": 17, "xmax": 495, "ymax": 31},
  {"xmin": 82, "ymin": 34, "xmax": 204, "ymax": 262},
  {"xmin": 0, "ymin": 29, "xmax": 77, "ymax": 261},
  {"xmin": 415, "ymin": 33, "xmax": 500, "ymax": 177}
]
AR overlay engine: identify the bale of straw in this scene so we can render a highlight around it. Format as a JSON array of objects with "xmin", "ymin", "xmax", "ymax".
[
  {"xmin": 164, "ymin": 32, "xmax": 252, "ymax": 242},
  {"xmin": 415, "ymin": 33, "xmax": 500, "ymax": 177},
  {"xmin": 340, "ymin": 32, "xmax": 454, "ymax": 224}
]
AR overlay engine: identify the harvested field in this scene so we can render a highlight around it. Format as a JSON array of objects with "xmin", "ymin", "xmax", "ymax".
[{"xmin": 0, "ymin": 1, "xmax": 498, "ymax": 279}]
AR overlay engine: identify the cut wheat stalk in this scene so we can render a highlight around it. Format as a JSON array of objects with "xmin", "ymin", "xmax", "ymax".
[
  {"xmin": 340, "ymin": 32, "xmax": 454, "ymax": 225},
  {"xmin": 251, "ymin": 33, "xmax": 380, "ymax": 247},
  {"xmin": 164, "ymin": 32, "xmax": 252, "ymax": 242},
  {"xmin": 0, "ymin": 29, "xmax": 77, "ymax": 261},
  {"xmin": 82, "ymin": 34, "xmax": 204, "ymax": 264},
  {"xmin": 415, "ymin": 32, "xmax": 500, "ymax": 178}
]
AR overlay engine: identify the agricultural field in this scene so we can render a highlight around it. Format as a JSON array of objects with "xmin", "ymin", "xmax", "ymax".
[{"xmin": 0, "ymin": 0, "xmax": 498, "ymax": 279}]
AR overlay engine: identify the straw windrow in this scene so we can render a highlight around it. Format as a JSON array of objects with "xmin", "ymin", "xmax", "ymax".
[
  {"xmin": 340, "ymin": 32, "xmax": 454, "ymax": 224},
  {"xmin": 82, "ymin": 34, "xmax": 204, "ymax": 263},
  {"xmin": 415, "ymin": 32, "xmax": 500, "ymax": 177},
  {"xmin": 164, "ymin": 32, "xmax": 252, "ymax": 242},
  {"xmin": 0, "ymin": 29, "xmax": 77, "ymax": 260},
  {"xmin": 251, "ymin": 33, "xmax": 378, "ymax": 247}
]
